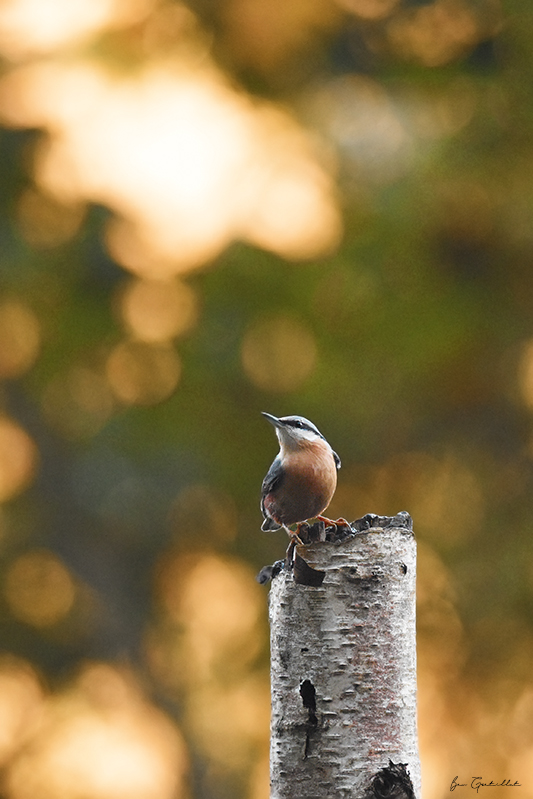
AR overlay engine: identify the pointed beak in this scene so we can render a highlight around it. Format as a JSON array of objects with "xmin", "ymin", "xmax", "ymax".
[{"xmin": 262, "ymin": 412, "xmax": 281, "ymax": 428}]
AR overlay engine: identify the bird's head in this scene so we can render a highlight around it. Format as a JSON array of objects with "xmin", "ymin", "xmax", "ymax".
[{"xmin": 262, "ymin": 412, "xmax": 341, "ymax": 467}]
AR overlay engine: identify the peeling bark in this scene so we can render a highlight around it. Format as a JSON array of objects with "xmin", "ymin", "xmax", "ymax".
[{"xmin": 269, "ymin": 516, "xmax": 420, "ymax": 799}]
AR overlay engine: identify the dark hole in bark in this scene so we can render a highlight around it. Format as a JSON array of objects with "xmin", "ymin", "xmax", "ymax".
[{"xmin": 299, "ymin": 679, "xmax": 317, "ymax": 726}]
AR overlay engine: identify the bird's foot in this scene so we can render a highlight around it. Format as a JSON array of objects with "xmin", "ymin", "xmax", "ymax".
[
  {"xmin": 282, "ymin": 524, "xmax": 304, "ymax": 546},
  {"xmin": 316, "ymin": 515, "xmax": 351, "ymax": 530}
]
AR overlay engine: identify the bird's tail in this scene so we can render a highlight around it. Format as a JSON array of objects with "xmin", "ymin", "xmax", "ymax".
[{"xmin": 261, "ymin": 516, "xmax": 282, "ymax": 532}]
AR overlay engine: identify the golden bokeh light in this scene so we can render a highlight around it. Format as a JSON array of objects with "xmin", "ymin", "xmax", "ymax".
[
  {"xmin": 185, "ymin": 676, "xmax": 269, "ymax": 772},
  {"xmin": 0, "ymin": 300, "xmax": 40, "ymax": 378},
  {"xmin": 418, "ymin": 672, "xmax": 533, "ymax": 799},
  {"xmin": 241, "ymin": 314, "xmax": 317, "ymax": 393},
  {"xmin": 416, "ymin": 543, "xmax": 467, "ymax": 799},
  {"xmin": 151, "ymin": 552, "xmax": 268, "ymax": 778},
  {"xmin": 158, "ymin": 553, "xmax": 263, "ymax": 682},
  {"xmin": 0, "ymin": 0, "xmax": 153, "ymax": 61},
  {"xmin": 0, "ymin": 416, "xmax": 38, "ymax": 502},
  {"xmin": 248, "ymin": 750, "xmax": 270, "ymax": 799},
  {"xmin": 519, "ymin": 339, "xmax": 533, "ymax": 411},
  {"xmin": 387, "ymin": 0, "xmax": 486, "ymax": 67},
  {"xmin": 16, "ymin": 188, "xmax": 85, "ymax": 249},
  {"xmin": 177, "ymin": 556, "xmax": 262, "ymax": 653},
  {"xmin": 141, "ymin": 3, "xmax": 206, "ymax": 57},
  {"xmin": 4, "ymin": 550, "xmax": 76, "ymax": 628},
  {"xmin": 333, "ymin": 451, "xmax": 485, "ymax": 546},
  {"xmin": 119, "ymin": 277, "xmax": 198, "ymax": 343},
  {"xmin": 335, "ymin": 0, "xmax": 399, "ymax": 20},
  {"xmin": 0, "ymin": 657, "xmax": 44, "ymax": 764},
  {"xmin": 5, "ymin": 663, "xmax": 189, "ymax": 799},
  {"xmin": 242, "ymin": 146, "xmax": 342, "ymax": 260},
  {"xmin": 509, "ymin": 690, "xmax": 533, "ymax": 795},
  {"xmin": 418, "ymin": 669, "xmax": 460, "ymax": 799},
  {"xmin": 106, "ymin": 340, "xmax": 181, "ymax": 405},
  {"xmin": 416, "ymin": 542, "xmax": 464, "ymax": 675},
  {"xmin": 41, "ymin": 366, "xmax": 115, "ymax": 440},
  {"xmin": 222, "ymin": 0, "xmax": 340, "ymax": 73},
  {"xmin": 0, "ymin": 54, "xmax": 341, "ymax": 275},
  {"xmin": 511, "ymin": 749, "xmax": 533, "ymax": 797},
  {"xmin": 409, "ymin": 453, "xmax": 485, "ymax": 544}
]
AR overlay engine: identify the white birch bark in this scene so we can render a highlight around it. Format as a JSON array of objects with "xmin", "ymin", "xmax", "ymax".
[{"xmin": 269, "ymin": 517, "xmax": 420, "ymax": 799}]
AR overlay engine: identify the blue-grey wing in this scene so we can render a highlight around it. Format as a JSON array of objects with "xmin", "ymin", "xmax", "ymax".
[
  {"xmin": 260, "ymin": 456, "xmax": 284, "ymax": 531},
  {"xmin": 261, "ymin": 456, "xmax": 284, "ymax": 497}
]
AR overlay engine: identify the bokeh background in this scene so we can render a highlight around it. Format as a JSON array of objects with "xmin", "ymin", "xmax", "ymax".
[{"xmin": 0, "ymin": 0, "xmax": 532, "ymax": 797}]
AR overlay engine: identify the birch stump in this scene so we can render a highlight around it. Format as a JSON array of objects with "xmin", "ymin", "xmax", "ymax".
[{"xmin": 268, "ymin": 512, "xmax": 420, "ymax": 799}]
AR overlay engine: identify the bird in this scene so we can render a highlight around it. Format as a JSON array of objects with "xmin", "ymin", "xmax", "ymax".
[{"xmin": 260, "ymin": 412, "xmax": 342, "ymax": 538}]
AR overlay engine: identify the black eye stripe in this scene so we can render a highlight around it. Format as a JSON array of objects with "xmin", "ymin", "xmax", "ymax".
[
  {"xmin": 281, "ymin": 417, "xmax": 326, "ymax": 440},
  {"xmin": 284, "ymin": 419, "xmax": 311, "ymax": 431}
]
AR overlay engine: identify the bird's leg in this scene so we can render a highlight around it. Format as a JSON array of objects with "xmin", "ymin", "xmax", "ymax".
[
  {"xmin": 283, "ymin": 524, "xmax": 306, "ymax": 569},
  {"xmin": 285, "ymin": 535, "xmax": 298, "ymax": 568},
  {"xmin": 316, "ymin": 515, "xmax": 351, "ymax": 529},
  {"xmin": 285, "ymin": 524, "xmax": 304, "ymax": 546}
]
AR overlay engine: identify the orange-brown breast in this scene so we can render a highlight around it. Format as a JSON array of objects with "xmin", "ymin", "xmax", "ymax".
[{"xmin": 265, "ymin": 441, "xmax": 337, "ymax": 527}]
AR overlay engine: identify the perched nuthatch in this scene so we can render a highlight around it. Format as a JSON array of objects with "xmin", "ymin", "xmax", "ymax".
[{"xmin": 260, "ymin": 412, "xmax": 341, "ymax": 535}]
